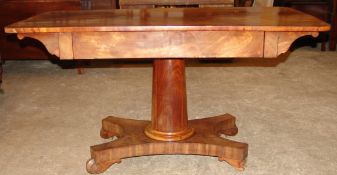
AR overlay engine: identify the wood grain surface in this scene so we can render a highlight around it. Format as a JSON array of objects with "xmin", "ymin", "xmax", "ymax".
[
  {"xmin": 5, "ymin": 7, "xmax": 330, "ymax": 33},
  {"xmin": 87, "ymin": 114, "xmax": 247, "ymax": 174},
  {"xmin": 71, "ymin": 31, "xmax": 264, "ymax": 59},
  {"xmin": 15, "ymin": 30, "xmax": 318, "ymax": 59},
  {"xmin": 263, "ymin": 31, "xmax": 319, "ymax": 58},
  {"xmin": 145, "ymin": 59, "xmax": 194, "ymax": 141}
]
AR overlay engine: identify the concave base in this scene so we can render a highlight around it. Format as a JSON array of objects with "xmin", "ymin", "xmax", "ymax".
[{"xmin": 86, "ymin": 114, "xmax": 248, "ymax": 174}]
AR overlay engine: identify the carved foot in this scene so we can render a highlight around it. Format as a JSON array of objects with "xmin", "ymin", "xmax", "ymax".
[
  {"xmin": 219, "ymin": 157, "xmax": 245, "ymax": 171},
  {"xmin": 213, "ymin": 114, "xmax": 239, "ymax": 136},
  {"xmin": 100, "ymin": 117, "xmax": 127, "ymax": 139},
  {"xmin": 87, "ymin": 114, "xmax": 248, "ymax": 174},
  {"xmin": 86, "ymin": 158, "xmax": 121, "ymax": 174}
]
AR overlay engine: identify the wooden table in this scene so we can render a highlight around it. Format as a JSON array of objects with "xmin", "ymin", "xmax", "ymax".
[{"xmin": 5, "ymin": 7, "xmax": 329, "ymax": 174}]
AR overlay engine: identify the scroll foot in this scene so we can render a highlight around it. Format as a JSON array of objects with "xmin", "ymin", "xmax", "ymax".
[
  {"xmin": 213, "ymin": 114, "xmax": 239, "ymax": 136},
  {"xmin": 86, "ymin": 158, "xmax": 121, "ymax": 174},
  {"xmin": 100, "ymin": 117, "xmax": 125, "ymax": 139},
  {"xmin": 219, "ymin": 157, "xmax": 245, "ymax": 171}
]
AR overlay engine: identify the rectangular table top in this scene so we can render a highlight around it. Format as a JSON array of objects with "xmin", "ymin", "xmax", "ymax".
[{"xmin": 5, "ymin": 7, "xmax": 330, "ymax": 33}]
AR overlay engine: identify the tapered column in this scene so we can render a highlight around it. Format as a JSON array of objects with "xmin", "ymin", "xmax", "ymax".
[{"xmin": 145, "ymin": 59, "xmax": 194, "ymax": 141}]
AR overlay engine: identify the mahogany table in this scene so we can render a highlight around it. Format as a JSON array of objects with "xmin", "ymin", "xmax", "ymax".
[{"xmin": 5, "ymin": 7, "xmax": 329, "ymax": 174}]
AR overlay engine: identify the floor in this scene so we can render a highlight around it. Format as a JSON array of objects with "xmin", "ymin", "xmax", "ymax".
[{"xmin": 1, "ymin": 47, "xmax": 337, "ymax": 175}]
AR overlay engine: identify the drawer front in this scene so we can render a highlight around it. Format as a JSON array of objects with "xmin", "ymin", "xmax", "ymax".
[{"xmin": 72, "ymin": 31, "xmax": 264, "ymax": 59}]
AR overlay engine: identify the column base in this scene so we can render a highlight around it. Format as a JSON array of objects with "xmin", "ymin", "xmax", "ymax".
[
  {"xmin": 86, "ymin": 114, "xmax": 248, "ymax": 174},
  {"xmin": 144, "ymin": 124, "xmax": 194, "ymax": 141}
]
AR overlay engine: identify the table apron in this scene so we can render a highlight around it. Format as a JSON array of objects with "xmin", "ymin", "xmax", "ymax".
[{"xmin": 17, "ymin": 31, "xmax": 319, "ymax": 59}]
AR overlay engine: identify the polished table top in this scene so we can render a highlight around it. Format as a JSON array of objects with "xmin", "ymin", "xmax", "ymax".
[{"xmin": 5, "ymin": 7, "xmax": 329, "ymax": 33}]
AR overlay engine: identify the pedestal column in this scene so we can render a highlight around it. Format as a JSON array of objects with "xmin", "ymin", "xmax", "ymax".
[{"xmin": 145, "ymin": 59, "xmax": 194, "ymax": 141}]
